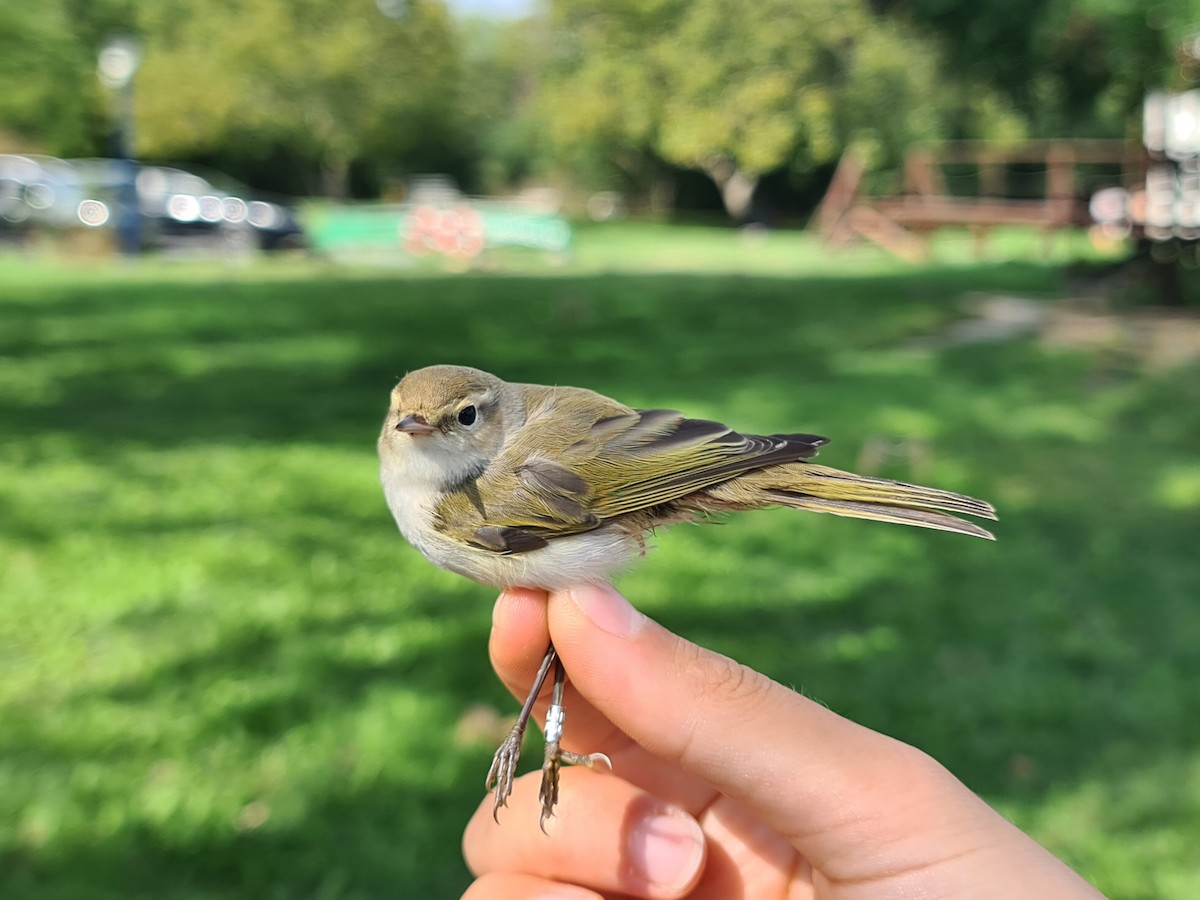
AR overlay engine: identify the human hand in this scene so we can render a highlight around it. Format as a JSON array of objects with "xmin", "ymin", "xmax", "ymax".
[{"xmin": 461, "ymin": 584, "xmax": 1103, "ymax": 899}]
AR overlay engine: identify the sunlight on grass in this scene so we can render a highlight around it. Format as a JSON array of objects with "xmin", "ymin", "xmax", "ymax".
[{"xmin": 1156, "ymin": 464, "xmax": 1200, "ymax": 510}]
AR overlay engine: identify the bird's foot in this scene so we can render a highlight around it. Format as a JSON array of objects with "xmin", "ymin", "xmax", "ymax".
[
  {"xmin": 488, "ymin": 644, "xmax": 560, "ymax": 824},
  {"xmin": 486, "ymin": 722, "xmax": 525, "ymax": 823},
  {"xmin": 538, "ymin": 702, "xmax": 612, "ymax": 832}
]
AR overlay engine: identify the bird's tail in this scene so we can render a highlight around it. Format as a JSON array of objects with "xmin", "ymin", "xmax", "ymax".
[{"xmin": 717, "ymin": 463, "xmax": 998, "ymax": 539}]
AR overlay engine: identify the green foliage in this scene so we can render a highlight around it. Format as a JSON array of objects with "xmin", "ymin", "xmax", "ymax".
[
  {"xmin": 537, "ymin": 0, "xmax": 1021, "ymax": 215},
  {"xmin": 133, "ymin": 0, "xmax": 460, "ymax": 194},
  {"xmin": 1, "ymin": 228, "xmax": 1198, "ymax": 897},
  {"xmin": 891, "ymin": 0, "xmax": 1195, "ymax": 136},
  {"xmin": 453, "ymin": 16, "xmax": 547, "ymax": 192},
  {"xmin": 0, "ymin": 1, "xmax": 106, "ymax": 153},
  {"xmin": 0, "ymin": 0, "xmax": 460, "ymax": 193}
]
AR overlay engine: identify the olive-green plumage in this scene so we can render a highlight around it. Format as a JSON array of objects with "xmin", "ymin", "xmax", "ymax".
[{"xmin": 378, "ymin": 364, "xmax": 996, "ymax": 590}]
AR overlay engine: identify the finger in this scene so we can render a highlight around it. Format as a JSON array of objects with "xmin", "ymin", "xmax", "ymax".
[
  {"xmin": 490, "ymin": 588, "xmax": 627, "ymax": 754},
  {"xmin": 544, "ymin": 584, "xmax": 1016, "ymax": 884},
  {"xmin": 490, "ymin": 588, "xmax": 553, "ymax": 676},
  {"xmin": 491, "ymin": 590, "xmax": 719, "ymax": 812},
  {"xmin": 461, "ymin": 872, "xmax": 601, "ymax": 900},
  {"xmin": 464, "ymin": 767, "xmax": 706, "ymax": 899}
]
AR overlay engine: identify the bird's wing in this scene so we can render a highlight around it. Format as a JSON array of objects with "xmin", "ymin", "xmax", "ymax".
[
  {"xmin": 580, "ymin": 410, "xmax": 828, "ymax": 517},
  {"xmin": 433, "ymin": 400, "xmax": 827, "ymax": 554}
]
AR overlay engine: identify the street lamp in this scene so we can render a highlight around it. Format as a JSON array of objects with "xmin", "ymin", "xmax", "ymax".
[{"xmin": 97, "ymin": 36, "xmax": 141, "ymax": 254}]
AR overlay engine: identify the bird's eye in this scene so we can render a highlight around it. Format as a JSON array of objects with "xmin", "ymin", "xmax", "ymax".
[{"xmin": 457, "ymin": 405, "xmax": 477, "ymax": 426}]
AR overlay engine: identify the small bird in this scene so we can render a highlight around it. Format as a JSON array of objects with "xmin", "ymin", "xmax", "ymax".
[{"xmin": 378, "ymin": 364, "xmax": 997, "ymax": 827}]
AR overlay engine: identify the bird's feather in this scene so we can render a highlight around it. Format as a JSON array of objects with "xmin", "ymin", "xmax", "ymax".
[{"xmin": 434, "ymin": 398, "xmax": 830, "ymax": 551}]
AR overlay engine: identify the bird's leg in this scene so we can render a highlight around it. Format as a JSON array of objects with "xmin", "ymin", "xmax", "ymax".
[
  {"xmin": 538, "ymin": 652, "xmax": 612, "ymax": 832},
  {"xmin": 486, "ymin": 642, "xmax": 557, "ymax": 822}
]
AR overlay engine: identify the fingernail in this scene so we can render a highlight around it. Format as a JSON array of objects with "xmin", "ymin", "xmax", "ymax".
[
  {"xmin": 627, "ymin": 811, "xmax": 705, "ymax": 891},
  {"xmin": 568, "ymin": 584, "xmax": 646, "ymax": 638}
]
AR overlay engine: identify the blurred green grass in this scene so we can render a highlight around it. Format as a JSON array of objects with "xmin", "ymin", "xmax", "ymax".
[{"xmin": 1, "ymin": 227, "xmax": 1197, "ymax": 898}]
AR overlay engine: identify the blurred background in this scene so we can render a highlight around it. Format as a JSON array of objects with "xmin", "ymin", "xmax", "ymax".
[{"xmin": 1, "ymin": 0, "xmax": 1199, "ymax": 897}]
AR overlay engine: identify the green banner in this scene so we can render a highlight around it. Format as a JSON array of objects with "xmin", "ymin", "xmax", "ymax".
[{"xmin": 306, "ymin": 203, "xmax": 571, "ymax": 257}]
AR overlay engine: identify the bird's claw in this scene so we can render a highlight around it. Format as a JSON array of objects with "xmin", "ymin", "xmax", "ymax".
[
  {"xmin": 486, "ymin": 723, "xmax": 524, "ymax": 823},
  {"xmin": 538, "ymin": 744, "xmax": 613, "ymax": 833},
  {"xmin": 561, "ymin": 750, "xmax": 613, "ymax": 771}
]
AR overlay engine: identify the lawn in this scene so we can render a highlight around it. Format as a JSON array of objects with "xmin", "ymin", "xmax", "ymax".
[{"xmin": 1, "ymin": 226, "xmax": 1198, "ymax": 898}]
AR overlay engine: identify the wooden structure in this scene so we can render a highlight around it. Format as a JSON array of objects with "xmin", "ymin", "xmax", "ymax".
[{"xmin": 814, "ymin": 140, "xmax": 1141, "ymax": 261}]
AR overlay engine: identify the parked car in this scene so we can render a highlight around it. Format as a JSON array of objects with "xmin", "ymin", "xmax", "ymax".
[
  {"xmin": 0, "ymin": 154, "xmax": 305, "ymax": 253},
  {"xmin": 0, "ymin": 154, "xmax": 86, "ymax": 243}
]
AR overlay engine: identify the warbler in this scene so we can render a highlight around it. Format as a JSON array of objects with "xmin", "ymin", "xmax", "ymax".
[{"xmin": 378, "ymin": 364, "xmax": 996, "ymax": 827}]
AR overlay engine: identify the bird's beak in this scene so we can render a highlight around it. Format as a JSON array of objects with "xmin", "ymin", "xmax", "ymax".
[{"xmin": 396, "ymin": 414, "xmax": 437, "ymax": 436}]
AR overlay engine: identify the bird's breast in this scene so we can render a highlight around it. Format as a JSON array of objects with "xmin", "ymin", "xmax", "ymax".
[{"xmin": 380, "ymin": 459, "xmax": 447, "ymax": 553}]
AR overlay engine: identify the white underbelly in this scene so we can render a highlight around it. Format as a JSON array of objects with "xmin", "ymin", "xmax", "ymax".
[
  {"xmin": 404, "ymin": 518, "xmax": 641, "ymax": 589},
  {"xmin": 454, "ymin": 526, "xmax": 642, "ymax": 588},
  {"xmin": 381, "ymin": 463, "xmax": 640, "ymax": 588}
]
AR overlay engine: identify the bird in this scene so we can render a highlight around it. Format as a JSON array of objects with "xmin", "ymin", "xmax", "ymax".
[{"xmin": 378, "ymin": 364, "xmax": 997, "ymax": 828}]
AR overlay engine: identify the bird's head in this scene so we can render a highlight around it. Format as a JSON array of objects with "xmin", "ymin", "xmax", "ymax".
[{"xmin": 378, "ymin": 365, "xmax": 521, "ymax": 487}]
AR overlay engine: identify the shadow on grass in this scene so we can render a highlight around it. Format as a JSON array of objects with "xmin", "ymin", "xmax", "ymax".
[
  {"xmin": 4, "ymin": 773, "xmax": 481, "ymax": 900},
  {"xmin": 0, "ymin": 263, "xmax": 1062, "ymax": 451},
  {"xmin": 3, "ymin": 262, "xmax": 1198, "ymax": 898}
]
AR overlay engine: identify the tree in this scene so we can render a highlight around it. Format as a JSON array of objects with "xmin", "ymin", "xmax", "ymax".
[
  {"xmin": 537, "ymin": 0, "xmax": 979, "ymax": 219},
  {"xmin": 0, "ymin": 0, "xmax": 134, "ymax": 154},
  {"xmin": 133, "ymin": 0, "xmax": 460, "ymax": 196},
  {"xmin": 877, "ymin": 0, "xmax": 1199, "ymax": 138},
  {"xmin": 452, "ymin": 14, "xmax": 547, "ymax": 193},
  {"xmin": 0, "ymin": 0, "xmax": 463, "ymax": 195}
]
